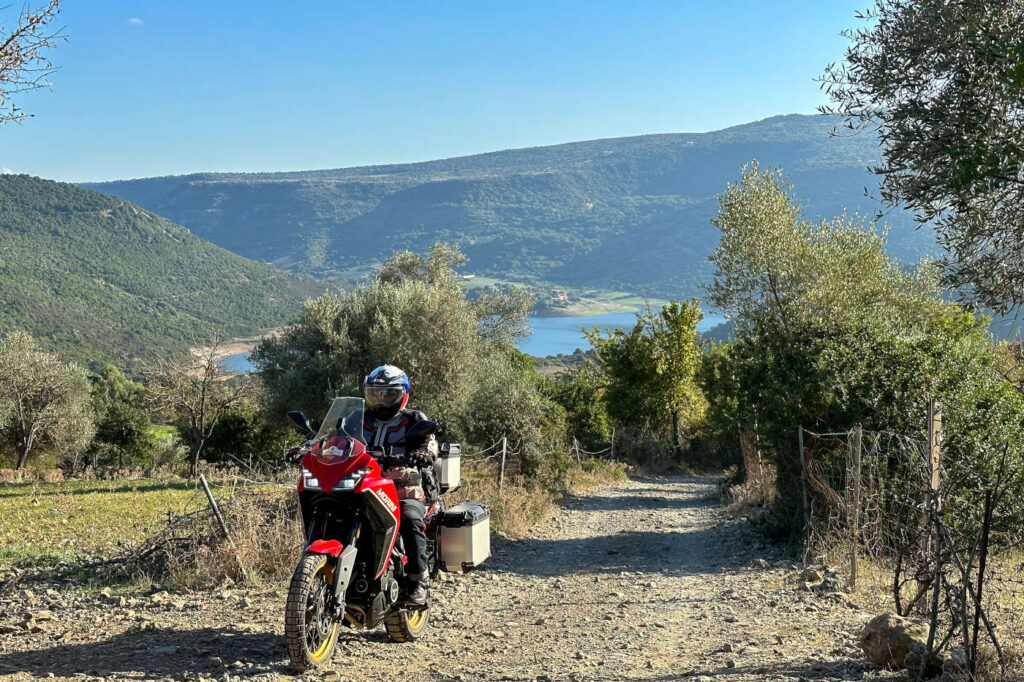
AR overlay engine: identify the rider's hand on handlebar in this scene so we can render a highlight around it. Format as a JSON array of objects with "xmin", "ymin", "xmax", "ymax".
[
  {"xmin": 284, "ymin": 445, "xmax": 304, "ymax": 463},
  {"xmin": 407, "ymin": 452, "xmax": 432, "ymax": 469}
]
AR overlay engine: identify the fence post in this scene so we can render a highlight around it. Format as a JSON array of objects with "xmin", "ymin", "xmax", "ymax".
[
  {"xmin": 198, "ymin": 473, "xmax": 248, "ymax": 583},
  {"xmin": 798, "ymin": 425, "xmax": 810, "ymax": 529},
  {"xmin": 848, "ymin": 424, "xmax": 862, "ymax": 592},
  {"xmin": 926, "ymin": 399, "xmax": 943, "ymax": 653},
  {"xmin": 928, "ymin": 400, "xmax": 942, "ymax": 500},
  {"xmin": 498, "ymin": 437, "xmax": 507, "ymax": 495}
]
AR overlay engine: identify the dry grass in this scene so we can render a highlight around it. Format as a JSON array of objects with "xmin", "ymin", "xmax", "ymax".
[{"xmin": 2, "ymin": 457, "xmax": 627, "ymax": 589}]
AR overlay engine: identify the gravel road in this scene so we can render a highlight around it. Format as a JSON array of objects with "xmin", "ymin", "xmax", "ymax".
[{"xmin": 0, "ymin": 476, "xmax": 899, "ymax": 681}]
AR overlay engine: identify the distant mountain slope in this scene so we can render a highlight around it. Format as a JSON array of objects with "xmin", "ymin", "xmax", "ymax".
[
  {"xmin": 0, "ymin": 176, "xmax": 322, "ymax": 370},
  {"xmin": 85, "ymin": 114, "xmax": 934, "ymax": 297}
]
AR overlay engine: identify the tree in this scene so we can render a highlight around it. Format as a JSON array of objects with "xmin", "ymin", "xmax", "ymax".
[
  {"xmin": 586, "ymin": 299, "xmax": 706, "ymax": 457},
  {"xmin": 147, "ymin": 341, "xmax": 255, "ymax": 478},
  {"xmin": 547, "ymin": 363, "xmax": 611, "ymax": 451},
  {"xmin": 0, "ymin": 330, "xmax": 93, "ymax": 469},
  {"xmin": 89, "ymin": 364, "xmax": 155, "ymax": 467},
  {"xmin": 253, "ymin": 243, "xmax": 542, "ymax": 451},
  {"xmin": 0, "ymin": 0, "xmax": 64, "ymax": 124},
  {"xmin": 705, "ymin": 162, "xmax": 1024, "ymax": 536},
  {"xmin": 821, "ymin": 0, "xmax": 1024, "ymax": 312}
]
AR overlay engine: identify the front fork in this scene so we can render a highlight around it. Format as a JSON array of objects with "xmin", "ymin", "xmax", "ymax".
[{"xmin": 328, "ymin": 521, "xmax": 360, "ymax": 618}]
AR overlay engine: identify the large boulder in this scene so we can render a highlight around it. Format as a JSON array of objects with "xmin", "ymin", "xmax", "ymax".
[{"xmin": 860, "ymin": 612, "xmax": 930, "ymax": 668}]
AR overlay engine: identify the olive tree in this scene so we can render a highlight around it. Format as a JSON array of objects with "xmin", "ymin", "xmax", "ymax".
[
  {"xmin": 821, "ymin": 0, "xmax": 1024, "ymax": 312},
  {"xmin": 704, "ymin": 163, "xmax": 1024, "ymax": 536},
  {"xmin": 586, "ymin": 299, "xmax": 706, "ymax": 457},
  {"xmin": 253, "ymin": 243, "xmax": 542, "ymax": 450},
  {"xmin": 0, "ymin": 330, "xmax": 93, "ymax": 469}
]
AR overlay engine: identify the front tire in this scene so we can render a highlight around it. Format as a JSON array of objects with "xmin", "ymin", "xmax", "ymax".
[
  {"xmin": 285, "ymin": 554, "xmax": 340, "ymax": 671},
  {"xmin": 384, "ymin": 607, "xmax": 429, "ymax": 642}
]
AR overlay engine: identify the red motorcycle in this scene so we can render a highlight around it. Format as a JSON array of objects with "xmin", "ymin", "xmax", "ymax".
[{"xmin": 282, "ymin": 397, "xmax": 446, "ymax": 671}]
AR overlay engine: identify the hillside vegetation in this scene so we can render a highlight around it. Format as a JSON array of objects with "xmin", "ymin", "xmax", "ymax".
[
  {"xmin": 0, "ymin": 175, "xmax": 322, "ymax": 371},
  {"xmin": 86, "ymin": 114, "xmax": 934, "ymax": 297}
]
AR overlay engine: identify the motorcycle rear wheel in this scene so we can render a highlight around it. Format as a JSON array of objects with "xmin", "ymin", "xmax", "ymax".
[
  {"xmin": 285, "ymin": 554, "xmax": 340, "ymax": 671},
  {"xmin": 384, "ymin": 607, "xmax": 429, "ymax": 642}
]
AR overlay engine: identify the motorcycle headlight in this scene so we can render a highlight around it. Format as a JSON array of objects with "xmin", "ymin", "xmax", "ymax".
[
  {"xmin": 301, "ymin": 468, "xmax": 321, "ymax": 491},
  {"xmin": 332, "ymin": 468, "xmax": 371, "ymax": 492}
]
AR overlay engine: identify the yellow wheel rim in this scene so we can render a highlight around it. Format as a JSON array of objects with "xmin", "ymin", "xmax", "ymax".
[
  {"xmin": 407, "ymin": 610, "xmax": 426, "ymax": 629},
  {"xmin": 309, "ymin": 622, "xmax": 338, "ymax": 661}
]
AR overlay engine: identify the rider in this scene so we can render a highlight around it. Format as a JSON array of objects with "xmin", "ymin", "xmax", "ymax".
[{"xmin": 361, "ymin": 364, "xmax": 437, "ymax": 606}]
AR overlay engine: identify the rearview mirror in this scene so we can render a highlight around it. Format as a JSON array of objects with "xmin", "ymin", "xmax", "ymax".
[{"xmin": 287, "ymin": 411, "xmax": 315, "ymax": 437}]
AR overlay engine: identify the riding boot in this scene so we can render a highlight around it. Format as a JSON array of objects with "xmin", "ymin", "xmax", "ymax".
[{"xmin": 406, "ymin": 571, "xmax": 428, "ymax": 606}]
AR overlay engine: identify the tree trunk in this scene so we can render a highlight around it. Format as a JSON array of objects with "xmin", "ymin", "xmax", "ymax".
[
  {"xmin": 15, "ymin": 432, "xmax": 34, "ymax": 470},
  {"xmin": 671, "ymin": 410, "xmax": 681, "ymax": 459},
  {"xmin": 189, "ymin": 438, "xmax": 205, "ymax": 479},
  {"xmin": 16, "ymin": 443, "xmax": 30, "ymax": 469}
]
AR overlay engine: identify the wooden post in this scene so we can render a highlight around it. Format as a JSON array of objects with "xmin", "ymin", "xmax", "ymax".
[
  {"xmin": 498, "ymin": 437, "xmax": 507, "ymax": 495},
  {"xmin": 848, "ymin": 424, "xmax": 862, "ymax": 591},
  {"xmin": 199, "ymin": 474, "xmax": 248, "ymax": 582},
  {"xmin": 798, "ymin": 425, "xmax": 810, "ymax": 529},
  {"xmin": 926, "ymin": 400, "xmax": 943, "ymax": 653},
  {"xmin": 928, "ymin": 400, "xmax": 942, "ymax": 499},
  {"xmin": 610, "ymin": 427, "xmax": 615, "ymax": 461}
]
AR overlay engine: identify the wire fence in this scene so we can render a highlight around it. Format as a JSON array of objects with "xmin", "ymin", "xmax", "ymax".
[{"xmin": 799, "ymin": 407, "xmax": 1024, "ymax": 680}]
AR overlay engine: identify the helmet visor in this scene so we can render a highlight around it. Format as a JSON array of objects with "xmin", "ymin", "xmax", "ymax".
[{"xmin": 364, "ymin": 386, "xmax": 405, "ymax": 410}]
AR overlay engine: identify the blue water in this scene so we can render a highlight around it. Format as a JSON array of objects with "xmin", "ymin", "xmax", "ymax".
[
  {"xmin": 221, "ymin": 310, "xmax": 729, "ymax": 372},
  {"xmin": 517, "ymin": 311, "xmax": 728, "ymax": 357}
]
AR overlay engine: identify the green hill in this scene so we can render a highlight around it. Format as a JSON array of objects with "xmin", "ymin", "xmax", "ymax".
[
  {"xmin": 85, "ymin": 114, "xmax": 933, "ymax": 298},
  {"xmin": 0, "ymin": 175, "xmax": 322, "ymax": 370}
]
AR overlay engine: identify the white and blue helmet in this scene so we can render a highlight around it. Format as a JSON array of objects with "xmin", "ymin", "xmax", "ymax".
[{"xmin": 363, "ymin": 364, "xmax": 410, "ymax": 420}]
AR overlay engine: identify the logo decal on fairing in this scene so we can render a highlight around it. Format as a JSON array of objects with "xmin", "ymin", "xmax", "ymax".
[{"xmin": 371, "ymin": 487, "xmax": 398, "ymax": 514}]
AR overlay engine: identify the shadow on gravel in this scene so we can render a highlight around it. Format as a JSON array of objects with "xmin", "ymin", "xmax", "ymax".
[
  {"xmin": 643, "ymin": 656, "xmax": 879, "ymax": 680},
  {"xmin": 0, "ymin": 626, "xmax": 396, "ymax": 678},
  {"xmin": 492, "ymin": 528, "xmax": 749, "ymax": 577},
  {"xmin": 564, "ymin": 492, "xmax": 718, "ymax": 512}
]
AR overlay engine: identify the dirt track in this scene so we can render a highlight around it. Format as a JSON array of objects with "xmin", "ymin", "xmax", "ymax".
[{"xmin": 0, "ymin": 476, "xmax": 898, "ymax": 681}]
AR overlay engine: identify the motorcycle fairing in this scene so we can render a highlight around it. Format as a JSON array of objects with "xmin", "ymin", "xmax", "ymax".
[
  {"xmin": 356, "ymin": 473, "xmax": 401, "ymax": 579},
  {"xmin": 307, "ymin": 539, "xmax": 343, "ymax": 557},
  {"xmin": 301, "ymin": 443, "xmax": 372, "ymax": 492}
]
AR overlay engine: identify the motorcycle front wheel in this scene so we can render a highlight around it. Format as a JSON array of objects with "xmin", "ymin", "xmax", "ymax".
[{"xmin": 284, "ymin": 554, "xmax": 340, "ymax": 671}]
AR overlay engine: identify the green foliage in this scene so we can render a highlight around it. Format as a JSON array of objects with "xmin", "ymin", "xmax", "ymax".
[
  {"xmin": 585, "ymin": 300, "xmax": 706, "ymax": 453},
  {"xmin": 705, "ymin": 163, "xmax": 1024, "ymax": 537},
  {"xmin": 86, "ymin": 115, "xmax": 933, "ymax": 300},
  {"xmin": 0, "ymin": 330, "xmax": 94, "ymax": 469},
  {"xmin": 0, "ymin": 175, "xmax": 321, "ymax": 372},
  {"xmin": 822, "ymin": 0, "xmax": 1024, "ymax": 313},
  {"xmin": 546, "ymin": 364, "xmax": 611, "ymax": 451},
  {"xmin": 254, "ymin": 244, "xmax": 548, "ymax": 452},
  {"xmin": 89, "ymin": 364, "xmax": 156, "ymax": 467}
]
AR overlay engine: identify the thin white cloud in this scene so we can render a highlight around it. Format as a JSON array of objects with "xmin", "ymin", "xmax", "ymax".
[
  {"xmin": 127, "ymin": 17, "xmax": 143, "ymax": 26},
  {"xmin": 1, "ymin": 167, "xmax": 14, "ymax": 174}
]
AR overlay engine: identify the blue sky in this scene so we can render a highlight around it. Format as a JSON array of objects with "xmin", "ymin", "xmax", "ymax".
[{"xmin": 0, "ymin": 1, "xmax": 865, "ymax": 182}]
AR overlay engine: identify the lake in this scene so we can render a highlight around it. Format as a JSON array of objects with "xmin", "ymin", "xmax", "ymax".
[{"xmin": 222, "ymin": 310, "xmax": 729, "ymax": 372}]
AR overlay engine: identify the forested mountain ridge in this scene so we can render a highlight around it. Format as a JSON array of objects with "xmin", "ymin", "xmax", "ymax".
[
  {"xmin": 85, "ymin": 114, "xmax": 933, "ymax": 297},
  {"xmin": 0, "ymin": 175, "xmax": 322, "ymax": 370}
]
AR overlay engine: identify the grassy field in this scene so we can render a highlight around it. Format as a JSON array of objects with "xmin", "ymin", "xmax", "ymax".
[{"xmin": 0, "ymin": 479, "xmax": 207, "ymax": 570}]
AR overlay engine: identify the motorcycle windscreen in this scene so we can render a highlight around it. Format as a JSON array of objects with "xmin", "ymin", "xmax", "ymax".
[{"xmin": 315, "ymin": 397, "xmax": 366, "ymax": 444}]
